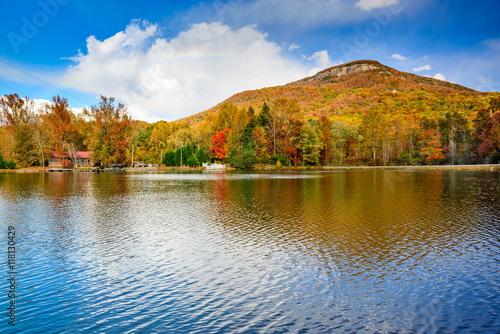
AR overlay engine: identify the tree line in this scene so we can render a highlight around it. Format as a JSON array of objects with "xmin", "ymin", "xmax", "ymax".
[{"xmin": 1, "ymin": 93, "xmax": 500, "ymax": 169}]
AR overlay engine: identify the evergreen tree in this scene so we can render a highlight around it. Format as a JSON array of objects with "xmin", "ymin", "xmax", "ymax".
[
  {"xmin": 248, "ymin": 106, "xmax": 255, "ymax": 117},
  {"xmin": 186, "ymin": 156, "xmax": 198, "ymax": 167},
  {"xmin": 240, "ymin": 118, "xmax": 258, "ymax": 147},
  {"xmin": 162, "ymin": 149, "xmax": 176, "ymax": 166},
  {"xmin": 257, "ymin": 102, "xmax": 270, "ymax": 127},
  {"xmin": 196, "ymin": 148, "xmax": 208, "ymax": 165}
]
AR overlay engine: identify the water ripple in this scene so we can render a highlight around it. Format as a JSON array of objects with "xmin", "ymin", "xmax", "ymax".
[{"xmin": 0, "ymin": 171, "xmax": 499, "ymax": 333}]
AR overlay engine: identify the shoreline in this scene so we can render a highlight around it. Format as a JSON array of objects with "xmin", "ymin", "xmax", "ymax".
[{"xmin": 1, "ymin": 164, "xmax": 500, "ymax": 174}]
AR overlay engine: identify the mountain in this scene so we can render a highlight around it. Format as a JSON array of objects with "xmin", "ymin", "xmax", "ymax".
[{"xmin": 181, "ymin": 60, "xmax": 484, "ymax": 124}]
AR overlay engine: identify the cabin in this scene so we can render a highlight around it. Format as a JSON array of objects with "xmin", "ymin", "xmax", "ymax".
[{"xmin": 49, "ymin": 151, "xmax": 94, "ymax": 167}]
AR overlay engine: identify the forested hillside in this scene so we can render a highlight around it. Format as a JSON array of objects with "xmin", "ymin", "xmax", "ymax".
[{"xmin": 1, "ymin": 60, "xmax": 499, "ymax": 168}]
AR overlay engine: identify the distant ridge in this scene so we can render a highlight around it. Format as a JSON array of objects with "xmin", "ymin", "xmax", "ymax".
[
  {"xmin": 286, "ymin": 60, "xmax": 475, "ymax": 92},
  {"xmin": 180, "ymin": 60, "xmax": 482, "ymax": 124}
]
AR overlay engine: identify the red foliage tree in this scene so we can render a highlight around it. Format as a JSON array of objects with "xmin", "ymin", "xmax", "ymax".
[{"xmin": 210, "ymin": 128, "xmax": 231, "ymax": 161}]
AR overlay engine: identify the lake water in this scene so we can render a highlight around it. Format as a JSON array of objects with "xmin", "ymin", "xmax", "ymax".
[{"xmin": 1, "ymin": 170, "xmax": 499, "ymax": 333}]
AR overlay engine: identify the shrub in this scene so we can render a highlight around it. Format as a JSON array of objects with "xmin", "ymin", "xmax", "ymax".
[
  {"xmin": 0, "ymin": 154, "xmax": 16, "ymax": 169},
  {"xmin": 229, "ymin": 145, "xmax": 258, "ymax": 169},
  {"xmin": 5, "ymin": 159, "xmax": 17, "ymax": 169}
]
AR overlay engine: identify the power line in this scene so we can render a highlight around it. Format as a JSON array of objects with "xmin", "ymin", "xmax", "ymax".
[
  {"xmin": 0, "ymin": 58, "xmax": 92, "ymax": 106},
  {"xmin": 0, "ymin": 82, "xmax": 37, "ymax": 100},
  {"xmin": 0, "ymin": 82, "xmax": 88, "ymax": 115}
]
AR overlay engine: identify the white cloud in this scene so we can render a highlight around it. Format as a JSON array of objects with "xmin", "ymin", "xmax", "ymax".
[
  {"xmin": 413, "ymin": 64, "xmax": 431, "ymax": 72},
  {"xmin": 390, "ymin": 53, "xmax": 407, "ymax": 60},
  {"xmin": 433, "ymin": 73, "xmax": 446, "ymax": 81},
  {"xmin": 355, "ymin": 0, "xmax": 399, "ymax": 11},
  {"xmin": 307, "ymin": 50, "xmax": 338, "ymax": 76},
  {"xmin": 61, "ymin": 21, "xmax": 309, "ymax": 121},
  {"xmin": 308, "ymin": 50, "xmax": 331, "ymax": 68},
  {"xmin": 288, "ymin": 43, "xmax": 300, "ymax": 51},
  {"xmin": 18, "ymin": 98, "xmax": 86, "ymax": 116}
]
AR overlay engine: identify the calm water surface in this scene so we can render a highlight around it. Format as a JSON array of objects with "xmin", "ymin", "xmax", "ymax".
[{"xmin": 0, "ymin": 170, "xmax": 499, "ymax": 333}]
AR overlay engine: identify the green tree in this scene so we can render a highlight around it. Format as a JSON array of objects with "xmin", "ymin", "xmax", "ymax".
[
  {"xmin": 162, "ymin": 149, "xmax": 176, "ymax": 166},
  {"xmin": 14, "ymin": 124, "xmax": 35, "ymax": 166},
  {"xmin": 0, "ymin": 94, "xmax": 36, "ymax": 166},
  {"xmin": 240, "ymin": 118, "xmax": 258, "ymax": 147},
  {"xmin": 229, "ymin": 144, "xmax": 258, "ymax": 169},
  {"xmin": 298, "ymin": 120, "xmax": 321, "ymax": 165},
  {"xmin": 257, "ymin": 102, "xmax": 270, "ymax": 127},
  {"xmin": 196, "ymin": 148, "xmax": 209, "ymax": 165},
  {"xmin": 181, "ymin": 142, "xmax": 197, "ymax": 166}
]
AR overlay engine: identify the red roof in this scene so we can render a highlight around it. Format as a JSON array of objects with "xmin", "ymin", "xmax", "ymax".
[
  {"xmin": 50, "ymin": 151, "xmax": 93, "ymax": 159},
  {"xmin": 75, "ymin": 151, "xmax": 93, "ymax": 159}
]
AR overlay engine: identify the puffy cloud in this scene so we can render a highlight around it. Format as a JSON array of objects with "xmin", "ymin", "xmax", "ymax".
[
  {"xmin": 61, "ymin": 21, "xmax": 309, "ymax": 121},
  {"xmin": 288, "ymin": 43, "xmax": 300, "ymax": 51},
  {"xmin": 433, "ymin": 73, "xmax": 446, "ymax": 81},
  {"xmin": 413, "ymin": 64, "xmax": 431, "ymax": 72},
  {"xmin": 307, "ymin": 50, "xmax": 339, "ymax": 76},
  {"xmin": 25, "ymin": 98, "xmax": 86, "ymax": 115},
  {"xmin": 308, "ymin": 50, "xmax": 331, "ymax": 68},
  {"xmin": 355, "ymin": 0, "xmax": 399, "ymax": 11},
  {"xmin": 390, "ymin": 53, "xmax": 407, "ymax": 60}
]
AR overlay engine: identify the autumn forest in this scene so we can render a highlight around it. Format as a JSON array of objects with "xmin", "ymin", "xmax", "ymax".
[{"xmin": 1, "ymin": 61, "xmax": 500, "ymax": 169}]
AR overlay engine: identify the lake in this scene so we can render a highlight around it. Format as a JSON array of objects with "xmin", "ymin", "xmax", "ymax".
[{"xmin": 1, "ymin": 170, "xmax": 499, "ymax": 333}]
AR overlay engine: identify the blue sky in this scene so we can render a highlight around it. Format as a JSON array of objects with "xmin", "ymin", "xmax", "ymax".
[{"xmin": 0, "ymin": 0, "xmax": 499, "ymax": 121}]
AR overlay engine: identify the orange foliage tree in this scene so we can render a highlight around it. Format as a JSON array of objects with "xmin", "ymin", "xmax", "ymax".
[
  {"xmin": 84, "ymin": 96, "xmax": 131, "ymax": 166},
  {"xmin": 45, "ymin": 95, "xmax": 82, "ymax": 167},
  {"xmin": 419, "ymin": 128, "xmax": 446, "ymax": 164}
]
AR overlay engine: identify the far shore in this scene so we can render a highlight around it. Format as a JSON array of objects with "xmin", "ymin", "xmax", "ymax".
[{"xmin": 1, "ymin": 164, "xmax": 500, "ymax": 174}]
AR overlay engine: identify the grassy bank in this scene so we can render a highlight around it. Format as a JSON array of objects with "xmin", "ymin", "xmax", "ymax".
[
  {"xmin": 255, "ymin": 164, "xmax": 500, "ymax": 171},
  {"xmin": 2, "ymin": 164, "xmax": 499, "ymax": 174}
]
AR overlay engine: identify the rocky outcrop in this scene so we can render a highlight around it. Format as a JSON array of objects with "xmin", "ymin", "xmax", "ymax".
[
  {"xmin": 307, "ymin": 63, "xmax": 379, "ymax": 82},
  {"xmin": 285, "ymin": 61, "xmax": 384, "ymax": 86}
]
